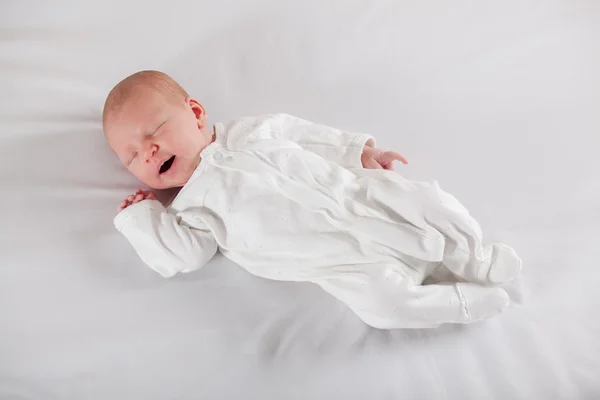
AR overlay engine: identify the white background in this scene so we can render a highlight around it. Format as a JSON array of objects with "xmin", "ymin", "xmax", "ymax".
[{"xmin": 1, "ymin": 1, "xmax": 599, "ymax": 399}]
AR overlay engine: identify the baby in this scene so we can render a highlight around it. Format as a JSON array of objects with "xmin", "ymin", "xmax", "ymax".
[{"xmin": 103, "ymin": 70, "xmax": 522, "ymax": 329}]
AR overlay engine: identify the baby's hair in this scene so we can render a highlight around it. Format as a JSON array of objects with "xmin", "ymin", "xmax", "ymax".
[{"xmin": 102, "ymin": 70, "xmax": 188, "ymax": 130}]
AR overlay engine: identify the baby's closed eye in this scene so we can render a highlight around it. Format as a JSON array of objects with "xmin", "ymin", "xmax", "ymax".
[{"xmin": 128, "ymin": 153, "xmax": 137, "ymax": 165}]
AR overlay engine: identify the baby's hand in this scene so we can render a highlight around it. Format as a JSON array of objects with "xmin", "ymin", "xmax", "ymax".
[
  {"xmin": 118, "ymin": 189, "xmax": 157, "ymax": 212},
  {"xmin": 361, "ymin": 145, "xmax": 408, "ymax": 170}
]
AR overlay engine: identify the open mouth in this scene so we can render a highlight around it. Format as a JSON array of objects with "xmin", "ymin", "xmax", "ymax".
[{"xmin": 159, "ymin": 156, "xmax": 175, "ymax": 174}]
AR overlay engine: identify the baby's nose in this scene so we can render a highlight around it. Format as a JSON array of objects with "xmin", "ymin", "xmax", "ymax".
[{"xmin": 144, "ymin": 145, "xmax": 159, "ymax": 163}]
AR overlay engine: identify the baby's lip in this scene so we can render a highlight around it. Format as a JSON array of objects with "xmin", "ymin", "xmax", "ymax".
[
  {"xmin": 158, "ymin": 155, "xmax": 176, "ymax": 175},
  {"xmin": 155, "ymin": 154, "xmax": 171, "ymax": 171}
]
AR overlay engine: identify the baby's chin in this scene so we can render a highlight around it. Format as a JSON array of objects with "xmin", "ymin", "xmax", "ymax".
[
  {"xmin": 149, "ymin": 174, "xmax": 191, "ymax": 190},
  {"xmin": 140, "ymin": 173, "xmax": 189, "ymax": 191},
  {"xmin": 152, "ymin": 182, "xmax": 185, "ymax": 190}
]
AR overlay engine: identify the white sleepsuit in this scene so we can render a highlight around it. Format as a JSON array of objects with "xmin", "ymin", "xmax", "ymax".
[{"xmin": 115, "ymin": 114, "xmax": 521, "ymax": 329}]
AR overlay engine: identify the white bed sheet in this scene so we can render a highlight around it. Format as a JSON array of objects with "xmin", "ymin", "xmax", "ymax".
[{"xmin": 1, "ymin": 1, "xmax": 599, "ymax": 399}]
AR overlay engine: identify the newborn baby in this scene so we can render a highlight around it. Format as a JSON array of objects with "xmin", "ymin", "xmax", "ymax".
[{"xmin": 103, "ymin": 70, "xmax": 521, "ymax": 329}]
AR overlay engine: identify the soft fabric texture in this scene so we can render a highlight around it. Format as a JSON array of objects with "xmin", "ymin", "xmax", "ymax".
[
  {"xmin": 3, "ymin": 2, "xmax": 599, "ymax": 398},
  {"xmin": 115, "ymin": 113, "xmax": 520, "ymax": 329}
]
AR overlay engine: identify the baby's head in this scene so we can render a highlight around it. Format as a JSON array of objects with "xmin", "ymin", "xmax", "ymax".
[{"xmin": 103, "ymin": 70, "xmax": 213, "ymax": 189}]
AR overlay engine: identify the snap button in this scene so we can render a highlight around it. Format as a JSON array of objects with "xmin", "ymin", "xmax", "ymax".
[{"xmin": 213, "ymin": 153, "xmax": 223, "ymax": 161}]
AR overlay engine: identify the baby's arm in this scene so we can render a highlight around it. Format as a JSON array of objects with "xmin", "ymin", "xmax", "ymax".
[
  {"xmin": 114, "ymin": 191, "xmax": 218, "ymax": 278},
  {"xmin": 268, "ymin": 113, "xmax": 407, "ymax": 169}
]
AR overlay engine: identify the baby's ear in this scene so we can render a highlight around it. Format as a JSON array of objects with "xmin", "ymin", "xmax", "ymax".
[{"xmin": 187, "ymin": 97, "xmax": 207, "ymax": 127}]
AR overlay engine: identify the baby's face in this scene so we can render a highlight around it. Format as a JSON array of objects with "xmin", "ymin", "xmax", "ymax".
[{"xmin": 105, "ymin": 89, "xmax": 213, "ymax": 189}]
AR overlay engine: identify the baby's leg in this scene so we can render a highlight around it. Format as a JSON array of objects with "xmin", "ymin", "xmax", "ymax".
[
  {"xmin": 424, "ymin": 185, "xmax": 521, "ymax": 285},
  {"xmin": 317, "ymin": 264, "xmax": 510, "ymax": 329}
]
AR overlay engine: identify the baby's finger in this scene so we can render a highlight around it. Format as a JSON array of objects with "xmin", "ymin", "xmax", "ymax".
[
  {"xmin": 380, "ymin": 159, "xmax": 395, "ymax": 171},
  {"xmin": 364, "ymin": 157, "xmax": 383, "ymax": 170},
  {"xmin": 146, "ymin": 192, "xmax": 157, "ymax": 200},
  {"xmin": 117, "ymin": 200, "xmax": 128, "ymax": 212},
  {"xmin": 134, "ymin": 193, "xmax": 144, "ymax": 203},
  {"xmin": 127, "ymin": 194, "xmax": 135, "ymax": 202},
  {"xmin": 383, "ymin": 151, "xmax": 408, "ymax": 165}
]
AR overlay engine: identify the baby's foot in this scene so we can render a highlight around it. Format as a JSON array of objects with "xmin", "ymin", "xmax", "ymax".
[
  {"xmin": 481, "ymin": 243, "xmax": 522, "ymax": 284},
  {"xmin": 455, "ymin": 283, "xmax": 510, "ymax": 322}
]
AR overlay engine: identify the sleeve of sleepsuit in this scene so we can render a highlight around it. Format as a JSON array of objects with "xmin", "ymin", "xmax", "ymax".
[
  {"xmin": 113, "ymin": 200, "xmax": 218, "ymax": 278},
  {"xmin": 268, "ymin": 113, "xmax": 375, "ymax": 169}
]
